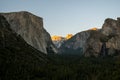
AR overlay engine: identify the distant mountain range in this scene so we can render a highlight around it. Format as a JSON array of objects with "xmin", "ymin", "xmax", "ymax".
[{"xmin": 51, "ymin": 34, "xmax": 73, "ymax": 48}]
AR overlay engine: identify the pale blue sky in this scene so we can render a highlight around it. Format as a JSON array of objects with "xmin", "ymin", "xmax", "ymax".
[{"xmin": 0, "ymin": 0, "xmax": 120, "ymax": 36}]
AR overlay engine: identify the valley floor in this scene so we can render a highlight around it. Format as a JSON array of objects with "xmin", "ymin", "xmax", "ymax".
[
  {"xmin": 37, "ymin": 54, "xmax": 120, "ymax": 80},
  {"xmin": 1, "ymin": 53, "xmax": 120, "ymax": 80}
]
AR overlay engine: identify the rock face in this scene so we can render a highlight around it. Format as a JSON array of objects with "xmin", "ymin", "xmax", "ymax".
[
  {"xmin": 51, "ymin": 34, "xmax": 73, "ymax": 48},
  {"xmin": 102, "ymin": 18, "xmax": 120, "ymax": 55},
  {"xmin": 86, "ymin": 18, "xmax": 120, "ymax": 57},
  {"xmin": 60, "ymin": 18, "xmax": 120, "ymax": 57},
  {"xmin": 60, "ymin": 31, "xmax": 91, "ymax": 54},
  {"xmin": 51, "ymin": 35, "xmax": 65, "ymax": 48},
  {"xmin": 84, "ymin": 30, "xmax": 103, "ymax": 57},
  {"xmin": 0, "ymin": 14, "xmax": 48, "ymax": 79},
  {"xmin": 66, "ymin": 34, "xmax": 73, "ymax": 39},
  {"xmin": 1, "ymin": 11, "xmax": 57, "ymax": 54}
]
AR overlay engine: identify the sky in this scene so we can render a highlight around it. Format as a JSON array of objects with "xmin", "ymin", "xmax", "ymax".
[{"xmin": 0, "ymin": 0, "xmax": 120, "ymax": 36}]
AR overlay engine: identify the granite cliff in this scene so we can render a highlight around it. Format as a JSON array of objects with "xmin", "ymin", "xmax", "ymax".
[
  {"xmin": 60, "ymin": 18, "xmax": 120, "ymax": 57},
  {"xmin": 0, "ymin": 14, "xmax": 48, "ymax": 79},
  {"xmin": 85, "ymin": 18, "xmax": 120, "ymax": 57},
  {"xmin": 60, "ymin": 30, "xmax": 91, "ymax": 54},
  {"xmin": 1, "ymin": 11, "xmax": 57, "ymax": 54}
]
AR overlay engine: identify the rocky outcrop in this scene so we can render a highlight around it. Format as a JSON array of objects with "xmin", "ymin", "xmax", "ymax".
[
  {"xmin": 83, "ymin": 18, "xmax": 120, "ymax": 57},
  {"xmin": 60, "ymin": 31, "xmax": 90, "ymax": 54},
  {"xmin": 66, "ymin": 34, "xmax": 73, "ymax": 39},
  {"xmin": 51, "ymin": 35, "xmax": 65, "ymax": 41},
  {"xmin": 51, "ymin": 35, "xmax": 64, "ymax": 48},
  {"xmin": 51, "ymin": 34, "xmax": 73, "ymax": 48},
  {"xmin": 1, "ymin": 11, "xmax": 57, "ymax": 54},
  {"xmin": 84, "ymin": 30, "xmax": 103, "ymax": 57},
  {"xmin": 51, "ymin": 34, "xmax": 73, "ymax": 41},
  {"xmin": 101, "ymin": 18, "xmax": 120, "ymax": 55}
]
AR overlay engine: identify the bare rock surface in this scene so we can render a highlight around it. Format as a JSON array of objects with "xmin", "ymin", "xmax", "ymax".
[{"xmin": 1, "ymin": 11, "xmax": 57, "ymax": 54}]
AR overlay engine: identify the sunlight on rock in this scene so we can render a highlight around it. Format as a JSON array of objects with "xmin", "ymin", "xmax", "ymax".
[
  {"xmin": 90, "ymin": 27, "xmax": 98, "ymax": 30},
  {"xmin": 51, "ymin": 35, "xmax": 63, "ymax": 41},
  {"xmin": 66, "ymin": 34, "xmax": 73, "ymax": 39},
  {"xmin": 51, "ymin": 34, "xmax": 73, "ymax": 41}
]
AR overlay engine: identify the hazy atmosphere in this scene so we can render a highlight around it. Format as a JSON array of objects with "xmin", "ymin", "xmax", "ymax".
[{"xmin": 1, "ymin": 0, "xmax": 120, "ymax": 36}]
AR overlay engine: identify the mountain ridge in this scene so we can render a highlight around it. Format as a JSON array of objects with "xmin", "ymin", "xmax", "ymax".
[
  {"xmin": 60, "ymin": 18, "xmax": 120, "ymax": 57},
  {"xmin": 51, "ymin": 34, "xmax": 73, "ymax": 48}
]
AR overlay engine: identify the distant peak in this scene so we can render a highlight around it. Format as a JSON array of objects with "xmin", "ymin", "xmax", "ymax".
[
  {"xmin": 51, "ymin": 35, "xmax": 63, "ymax": 41},
  {"xmin": 51, "ymin": 34, "xmax": 73, "ymax": 41},
  {"xmin": 18, "ymin": 11, "xmax": 30, "ymax": 13},
  {"xmin": 1, "ymin": 11, "xmax": 30, "ymax": 14},
  {"xmin": 1, "ymin": 11, "xmax": 43, "ymax": 20},
  {"xmin": 15, "ymin": 11, "xmax": 35, "ymax": 15},
  {"xmin": 105, "ymin": 18, "xmax": 116, "ymax": 23},
  {"xmin": 89, "ymin": 27, "xmax": 98, "ymax": 31},
  {"xmin": 66, "ymin": 34, "xmax": 73, "ymax": 39}
]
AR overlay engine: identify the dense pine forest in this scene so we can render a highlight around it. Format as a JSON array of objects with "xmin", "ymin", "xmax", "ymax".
[{"xmin": 40, "ymin": 54, "xmax": 120, "ymax": 80}]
